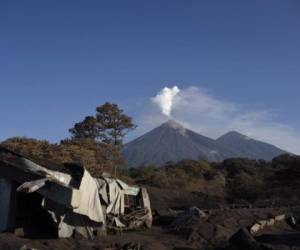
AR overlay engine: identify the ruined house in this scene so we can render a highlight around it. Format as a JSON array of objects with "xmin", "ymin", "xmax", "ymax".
[{"xmin": 0, "ymin": 146, "xmax": 152, "ymax": 239}]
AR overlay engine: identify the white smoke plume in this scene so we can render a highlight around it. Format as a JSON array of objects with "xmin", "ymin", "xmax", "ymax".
[{"xmin": 151, "ymin": 86, "xmax": 180, "ymax": 117}]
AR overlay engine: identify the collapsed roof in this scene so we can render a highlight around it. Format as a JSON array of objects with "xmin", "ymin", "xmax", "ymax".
[{"xmin": 0, "ymin": 146, "xmax": 152, "ymax": 239}]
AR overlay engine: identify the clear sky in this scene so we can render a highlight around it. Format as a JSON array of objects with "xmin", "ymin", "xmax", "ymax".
[{"xmin": 0, "ymin": 1, "xmax": 300, "ymax": 151}]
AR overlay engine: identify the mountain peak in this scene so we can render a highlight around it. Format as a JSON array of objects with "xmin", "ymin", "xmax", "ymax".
[
  {"xmin": 162, "ymin": 119, "xmax": 184, "ymax": 128},
  {"xmin": 219, "ymin": 131, "xmax": 252, "ymax": 140},
  {"xmin": 161, "ymin": 120, "xmax": 187, "ymax": 135}
]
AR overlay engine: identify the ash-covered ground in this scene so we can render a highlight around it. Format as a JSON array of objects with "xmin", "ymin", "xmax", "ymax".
[{"xmin": 2, "ymin": 154, "xmax": 300, "ymax": 250}]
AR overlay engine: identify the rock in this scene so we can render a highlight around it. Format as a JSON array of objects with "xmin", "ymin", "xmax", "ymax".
[
  {"xmin": 275, "ymin": 214, "xmax": 285, "ymax": 222},
  {"xmin": 266, "ymin": 218, "xmax": 275, "ymax": 227},
  {"xmin": 188, "ymin": 207, "xmax": 206, "ymax": 218},
  {"xmin": 258, "ymin": 220, "xmax": 266, "ymax": 227},
  {"xmin": 250, "ymin": 223, "xmax": 261, "ymax": 235}
]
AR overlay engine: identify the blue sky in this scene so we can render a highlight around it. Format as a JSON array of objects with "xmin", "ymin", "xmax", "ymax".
[{"xmin": 0, "ymin": 1, "xmax": 300, "ymax": 152}]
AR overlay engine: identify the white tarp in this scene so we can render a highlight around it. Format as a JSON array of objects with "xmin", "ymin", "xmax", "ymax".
[{"xmin": 74, "ymin": 170, "xmax": 104, "ymax": 223}]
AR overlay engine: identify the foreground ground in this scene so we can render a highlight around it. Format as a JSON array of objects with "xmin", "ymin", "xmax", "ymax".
[
  {"xmin": 1, "ymin": 151, "xmax": 300, "ymax": 249},
  {"xmin": 1, "ymin": 187, "xmax": 300, "ymax": 250},
  {"xmin": 1, "ymin": 207, "xmax": 299, "ymax": 250}
]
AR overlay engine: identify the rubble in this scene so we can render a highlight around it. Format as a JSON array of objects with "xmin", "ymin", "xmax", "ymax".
[
  {"xmin": 249, "ymin": 214, "xmax": 286, "ymax": 236},
  {"xmin": 0, "ymin": 146, "xmax": 152, "ymax": 239},
  {"xmin": 168, "ymin": 206, "xmax": 207, "ymax": 232},
  {"xmin": 19, "ymin": 245, "xmax": 38, "ymax": 250}
]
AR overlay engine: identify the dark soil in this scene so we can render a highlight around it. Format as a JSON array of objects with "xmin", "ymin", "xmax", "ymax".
[{"xmin": 1, "ymin": 187, "xmax": 299, "ymax": 250}]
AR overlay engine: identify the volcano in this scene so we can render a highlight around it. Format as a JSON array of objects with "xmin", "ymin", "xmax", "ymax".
[{"xmin": 123, "ymin": 120, "xmax": 287, "ymax": 167}]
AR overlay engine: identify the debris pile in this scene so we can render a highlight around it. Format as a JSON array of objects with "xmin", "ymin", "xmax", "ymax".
[
  {"xmin": 249, "ymin": 214, "xmax": 286, "ymax": 235},
  {"xmin": 169, "ymin": 206, "xmax": 207, "ymax": 231},
  {"xmin": 0, "ymin": 146, "xmax": 152, "ymax": 239}
]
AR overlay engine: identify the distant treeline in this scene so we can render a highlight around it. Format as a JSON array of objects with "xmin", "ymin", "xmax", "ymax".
[{"xmin": 126, "ymin": 155, "xmax": 300, "ymax": 205}]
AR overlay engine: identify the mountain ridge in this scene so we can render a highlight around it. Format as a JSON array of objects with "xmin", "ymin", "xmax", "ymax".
[
  {"xmin": 216, "ymin": 130, "xmax": 286, "ymax": 161},
  {"xmin": 123, "ymin": 120, "xmax": 287, "ymax": 167}
]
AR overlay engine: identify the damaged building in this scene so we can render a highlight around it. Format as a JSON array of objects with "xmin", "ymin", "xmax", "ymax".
[{"xmin": 0, "ymin": 146, "xmax": 152, "ymax": 239}]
